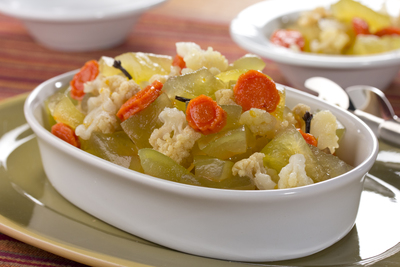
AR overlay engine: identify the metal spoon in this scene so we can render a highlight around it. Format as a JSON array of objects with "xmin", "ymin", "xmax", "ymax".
[
  {"xmin": 305, "ymin": 77, "xmax": 400, "ymax": 146},
  {"xmin": 346, "ymin": 85, "xmax": 400, "ymax": 123}
]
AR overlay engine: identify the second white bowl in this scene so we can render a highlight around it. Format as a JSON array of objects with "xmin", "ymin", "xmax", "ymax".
[
  {"xmin": 230, "ymin": 0, "xmax": 400, "ymax": 90},
  {"xmin": 0, "ymin": 0, "xmax": 167, "ymax": 51}
]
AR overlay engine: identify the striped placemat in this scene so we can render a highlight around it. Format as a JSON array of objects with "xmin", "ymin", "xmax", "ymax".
[
  {"xmin": 1, "ymin": 12, "xmax": 399, "ymax": 113},
  {"xmin": 0, "ymin": 233, "xmax": 88, "ymax": 267}
]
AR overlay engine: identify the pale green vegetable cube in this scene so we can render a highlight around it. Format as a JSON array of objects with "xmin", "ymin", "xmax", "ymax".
[
  {"xmin": 309, "ymin": 144, "xmax": 353, "ymax": 178},
  {"xmin": 331, "ymin": 0, "xmax": 391, "ymax": 33},
  {"xmin": 138, "ymin": 148, "xmax": 200, "ymax": 186},
  {"xmin": 347, "ymin": 35, "xmax": 400, "ymax": 55},
  {"xmin": 336, "ymin": 119, "xmax": 346, "ymax": 143},
  {"xmin": 227, "ymin": 54, "xmax": 266, "ymax": 71},
  {"xmin": 215, "ymin": 69, "xmax": 248, "ymax": 84},
  {"xmin": 99, "ymin": 52, "xmax": 172, "ymax": 84},
  {"xmin": 52, "ymin": 95, "xmax": 85, "ymax": 129},
  {"xmin": 81, "ymin": 131, "xmax": 143, "ymax": 172},
  {"xmin": 197, "ymin": 125, "xmax": 255, "ymax": 160},
  {"xmin": 221, "ymin": 104, "xmax": 242, "ymax": 130},
  {"xmin": 44, "ymin": 92, "xmax": 64, "ymax": 130},
  {"xmin": 193, "ymin": 155, "xmax": 255, "ymax": 189},
  {"xmin": 163, "ymin": 68, "xmax": 226, "ymax": 111},
  {"xmin": 193, "ymin": 155, "xmax": 234, "ymax": 182},
  {"xmin": 121, "ymin": 93, "xmax": 173, "ymax": 149},
  {"xmin": 261, "ymin": 126, "xmax": 329, "ymax": 182}
]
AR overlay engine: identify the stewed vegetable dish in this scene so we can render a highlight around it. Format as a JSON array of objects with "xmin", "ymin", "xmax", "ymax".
[{"xmin": 45, "ymin": 42, "xmax": 352, "ymax": 190}]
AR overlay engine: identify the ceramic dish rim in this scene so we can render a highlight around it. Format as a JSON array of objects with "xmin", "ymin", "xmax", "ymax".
[{"xmin": 24, "ymin": 70, "xmax": 379, "ymax": 200}]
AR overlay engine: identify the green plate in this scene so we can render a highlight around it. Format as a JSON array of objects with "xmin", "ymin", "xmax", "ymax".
[{"xmin": 1, "ymin": 94, "xmax": 400, "ymax": 267}]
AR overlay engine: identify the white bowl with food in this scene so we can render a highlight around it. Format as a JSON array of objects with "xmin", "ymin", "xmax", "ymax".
[
  {"xmin": 0, "ymin": 0, "xmax": 167, "ymax": 51},
  {"xmin": 230, "ymin": 0, "xmax": 400, "ymax": 90},
  {"xmin": 24, "ymin": 43, "xmax": 378, "ymax": 262}
]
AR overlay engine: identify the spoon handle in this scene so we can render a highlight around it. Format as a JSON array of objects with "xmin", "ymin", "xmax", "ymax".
[
  {"xmin": 354, "ymin": 109, "xmax": 400, "ymax": 146},
  {"xmin": 379, "ymin": 120, "xmax": 400, "ymax": 146}
]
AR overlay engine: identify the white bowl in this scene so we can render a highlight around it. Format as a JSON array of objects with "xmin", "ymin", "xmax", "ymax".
[
  {"xmin": 0, "ymin": 0, "xmax": 166, "ymax": 51},
  {"xmin": 24, "ymin": 70, "xmax": 378, "ymax": 262},
  {"xmin": 230, "ymin": 0, "xmax": 400, "ymax": 90}
]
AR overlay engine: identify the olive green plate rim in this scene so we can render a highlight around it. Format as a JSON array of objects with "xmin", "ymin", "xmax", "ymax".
[
  {"xmin": 1, "ymin": 93, "xmax": 400, "ymax": 267},
  {"xmin": 0, "ymin": 93, "xmax": 150, "ymax": 267}
]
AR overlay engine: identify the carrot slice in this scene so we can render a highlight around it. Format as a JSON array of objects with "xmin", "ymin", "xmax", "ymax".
[
  {"xmin": 270, "ymin": 29, "xmax": 305, "ymax": 51},
  {"xmin": 352, "ymin": 17, "xmax": 370, "ymax": 35},
  {"xmin": 70, "ymin": 60, "xmax": 99, "ymax": 100},
  {"xmin": 172, "ymin": 55, "xmax": 186, "ymax": 70},
  {"xmin": 117, "ymin": 80, "xmax": 163, "ymax": 122},
  {"xmin": 51, "ymin": 122, "xmax": 80, "ymax": 148},
  {"xmin": 186, "ymin": 95, "xmax": 227, "ymax": 135},
  {"xmin": 375, "ymin": 27, "xmax": 400, "ymax": 37},
  {"xmin": 233, "ymin": 69, "xmax": 280, "ymax": 112},
  {"xmin": 298, "ymin": 129, "xmax": 318, "ymax": 147}
]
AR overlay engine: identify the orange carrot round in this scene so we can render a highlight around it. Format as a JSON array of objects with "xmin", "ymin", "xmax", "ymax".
[
  {"xmin": 70, "ymin": 60, "xmax": 99, "ymax": 100},
  {"xmin": 51, "ymin": 122, "xmax": 80, "ymax": 148},
  {"xmin": 117, "ymin": 80, "xmax": 163, "ymax": 122},
  {"xmin": 186, "ymin": 95, "xmax": 227, "ymax": 135},
  {"xmin": 172, "ymin": 55, "xmax": 186, "ymax": 70},
  {"xmin": 375, "ymin": 26, "xmax": 400, "ymax": 37},
  {"xmin": 233, "ymin": 69, "xmax": 280, "ymax": 112},
  {"xmin": 352, "ymin": 17, "xmax": 370, "ymax": 35},
  {"xmin": 298, "ymin": 129, "xmax": 318, "ymax": 147},
  {"xmin": 270, "ymin": 29, "xmax": 305, "ymax": 51}
]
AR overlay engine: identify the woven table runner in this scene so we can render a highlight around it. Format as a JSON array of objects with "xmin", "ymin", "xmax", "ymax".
[
  {"xmin": 0, "ymin": 233, "xmax": 87, "ymax": 267},
  {"xmin": 0, "ymin": 12, "xmax": 399, "ymax": 111}
]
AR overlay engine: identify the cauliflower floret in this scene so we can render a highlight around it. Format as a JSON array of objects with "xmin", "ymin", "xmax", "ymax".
[
  {"xmin": 277, "ymin": 154, "xmax": 314, "ymax": 189},
  {"xmin": 75, "ymin": 75, "xmax": 140, "ymax": 140},
  {"xmin": 83, "ymin": 74, "xmax": 106, "ymax": 95},
  {"xmin": 232, "ymin": 152, "xmax": 278, "ymax": 190},
  {"xmin": 109, "ymin": 76, "xmax": 141, "ymax": 107},
  {"xmin": 215, "ymin": 89, "xmax": 236, "ymax": 105},
  {"xmin": 239, "ymin": 108, "xmax": 278, "ymax": 138},
  {"xmin": 310, "ymin": 19, "xmax": 350, "ymax": 54},
  {"xmin": 149, "ymin": 107, "xmax": 201, "ymax": 164},
  {"xmin": 283, "ymin": 107, "xmax": 297, "ymax": 127},
  {"xmin": 298, "ymin": 7, "xmax": 331, "ymax": 27},
  {"xmin": 176, "ymin": 42, "xmax": 228, "ymax": 73},
  {"xmin": 75, "ymin": 88, "xmax": 119, "ymax": 140},
  {"xmin": 310, "ymin": 110, "xmax": 339, "ymax": 154}
]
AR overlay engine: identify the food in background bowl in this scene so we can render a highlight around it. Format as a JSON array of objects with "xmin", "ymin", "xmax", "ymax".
[
  {"xmin": 43, "ymin": 42, "xmax": 352, "ymax": 191},
  {"xmin": 270, "ymin": 0, "xmax": 400, "ymax": 55},
  {"xmin": 230, "ymin": 0, "xmax": 400, "ymax": 90},
  {"xmin": 24, "ymin": 43, "xmax": 378, "ymax": 260}
]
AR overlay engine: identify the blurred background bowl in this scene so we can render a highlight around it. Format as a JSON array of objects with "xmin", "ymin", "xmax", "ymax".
[
  {"xmin": 0, "ymin": 0, "xmax": 167, "ymax": 52},
  {"xmin": 230, "ymin": 0, "xmax": 400, "ymax": 91}
]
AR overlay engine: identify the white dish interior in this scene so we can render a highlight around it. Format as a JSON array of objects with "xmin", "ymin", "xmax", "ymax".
[
  {"xmin": 230, "ymin": 0, "xmax": 400, "ymax": 90},
  {"xmin": 24, "ymin": 70, "xmax": 378, "ymax": 262}
]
